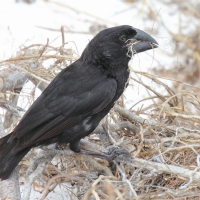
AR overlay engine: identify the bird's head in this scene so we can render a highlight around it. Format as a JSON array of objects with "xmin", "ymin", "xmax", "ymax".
[{"xmin": 81, "ymin": 25, "xmax": 158, "ymax": 68}]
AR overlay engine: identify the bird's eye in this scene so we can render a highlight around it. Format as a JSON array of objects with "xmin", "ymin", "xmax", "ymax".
[{"xmin": 119, "ymin": 35, "xmax": 126, "ymax": 41}]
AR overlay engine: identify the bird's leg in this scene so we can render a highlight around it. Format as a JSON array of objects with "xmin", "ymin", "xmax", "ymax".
[
  {"xmin": 69, "ymin": 140, "xmax": 113, "ymax": 163},
  {"xmin": 69, "ymin": 141, "xmax": 133, "ymax": 174},
  {"xmin": 80, "ymin": 149, "xmax": 113, "ymax": 163}
]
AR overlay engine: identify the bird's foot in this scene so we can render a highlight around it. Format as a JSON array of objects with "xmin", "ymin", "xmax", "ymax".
[{"xmin": 79, "ymin": 146, "xmax": 133, "ymax": 169}]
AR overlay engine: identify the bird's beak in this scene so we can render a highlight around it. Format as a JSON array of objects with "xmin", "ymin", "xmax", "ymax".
[{"xmin": 130, "ymin": 28, "xmax": 158, "ymax": 54}]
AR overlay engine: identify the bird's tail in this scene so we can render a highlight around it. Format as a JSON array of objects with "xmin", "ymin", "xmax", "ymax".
[{"xmin": 0, "ymin": 133, "xmax": 30, "ymax": 180}]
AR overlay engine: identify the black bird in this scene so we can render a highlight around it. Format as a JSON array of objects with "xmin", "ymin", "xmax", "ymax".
[{"xmin": 0, "ymin": 25, "xmax": 158, "ymax": 180}]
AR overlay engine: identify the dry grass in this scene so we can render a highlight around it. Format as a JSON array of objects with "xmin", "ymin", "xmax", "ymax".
[
  {"xmin": 1, "ymin": 39, "xmax": 200, "ymax": 200},
  {"xmin": 1, "ymin": 1, "xmax": 200, "ymax": 199}
]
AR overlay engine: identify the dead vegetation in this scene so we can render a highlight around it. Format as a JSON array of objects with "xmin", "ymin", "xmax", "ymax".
[
  {"xmin": 1, "ymin": 0, "xmax": 200, "ymax": 200},
  {"xmin": 1, "ymin": 33, "xmax": 200, "ymax": 200}
]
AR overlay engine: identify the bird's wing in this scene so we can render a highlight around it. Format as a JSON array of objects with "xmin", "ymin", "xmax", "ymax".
[{"xmin": 12, "ymin": 64, "xmax": 117, "ymax": 151}]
